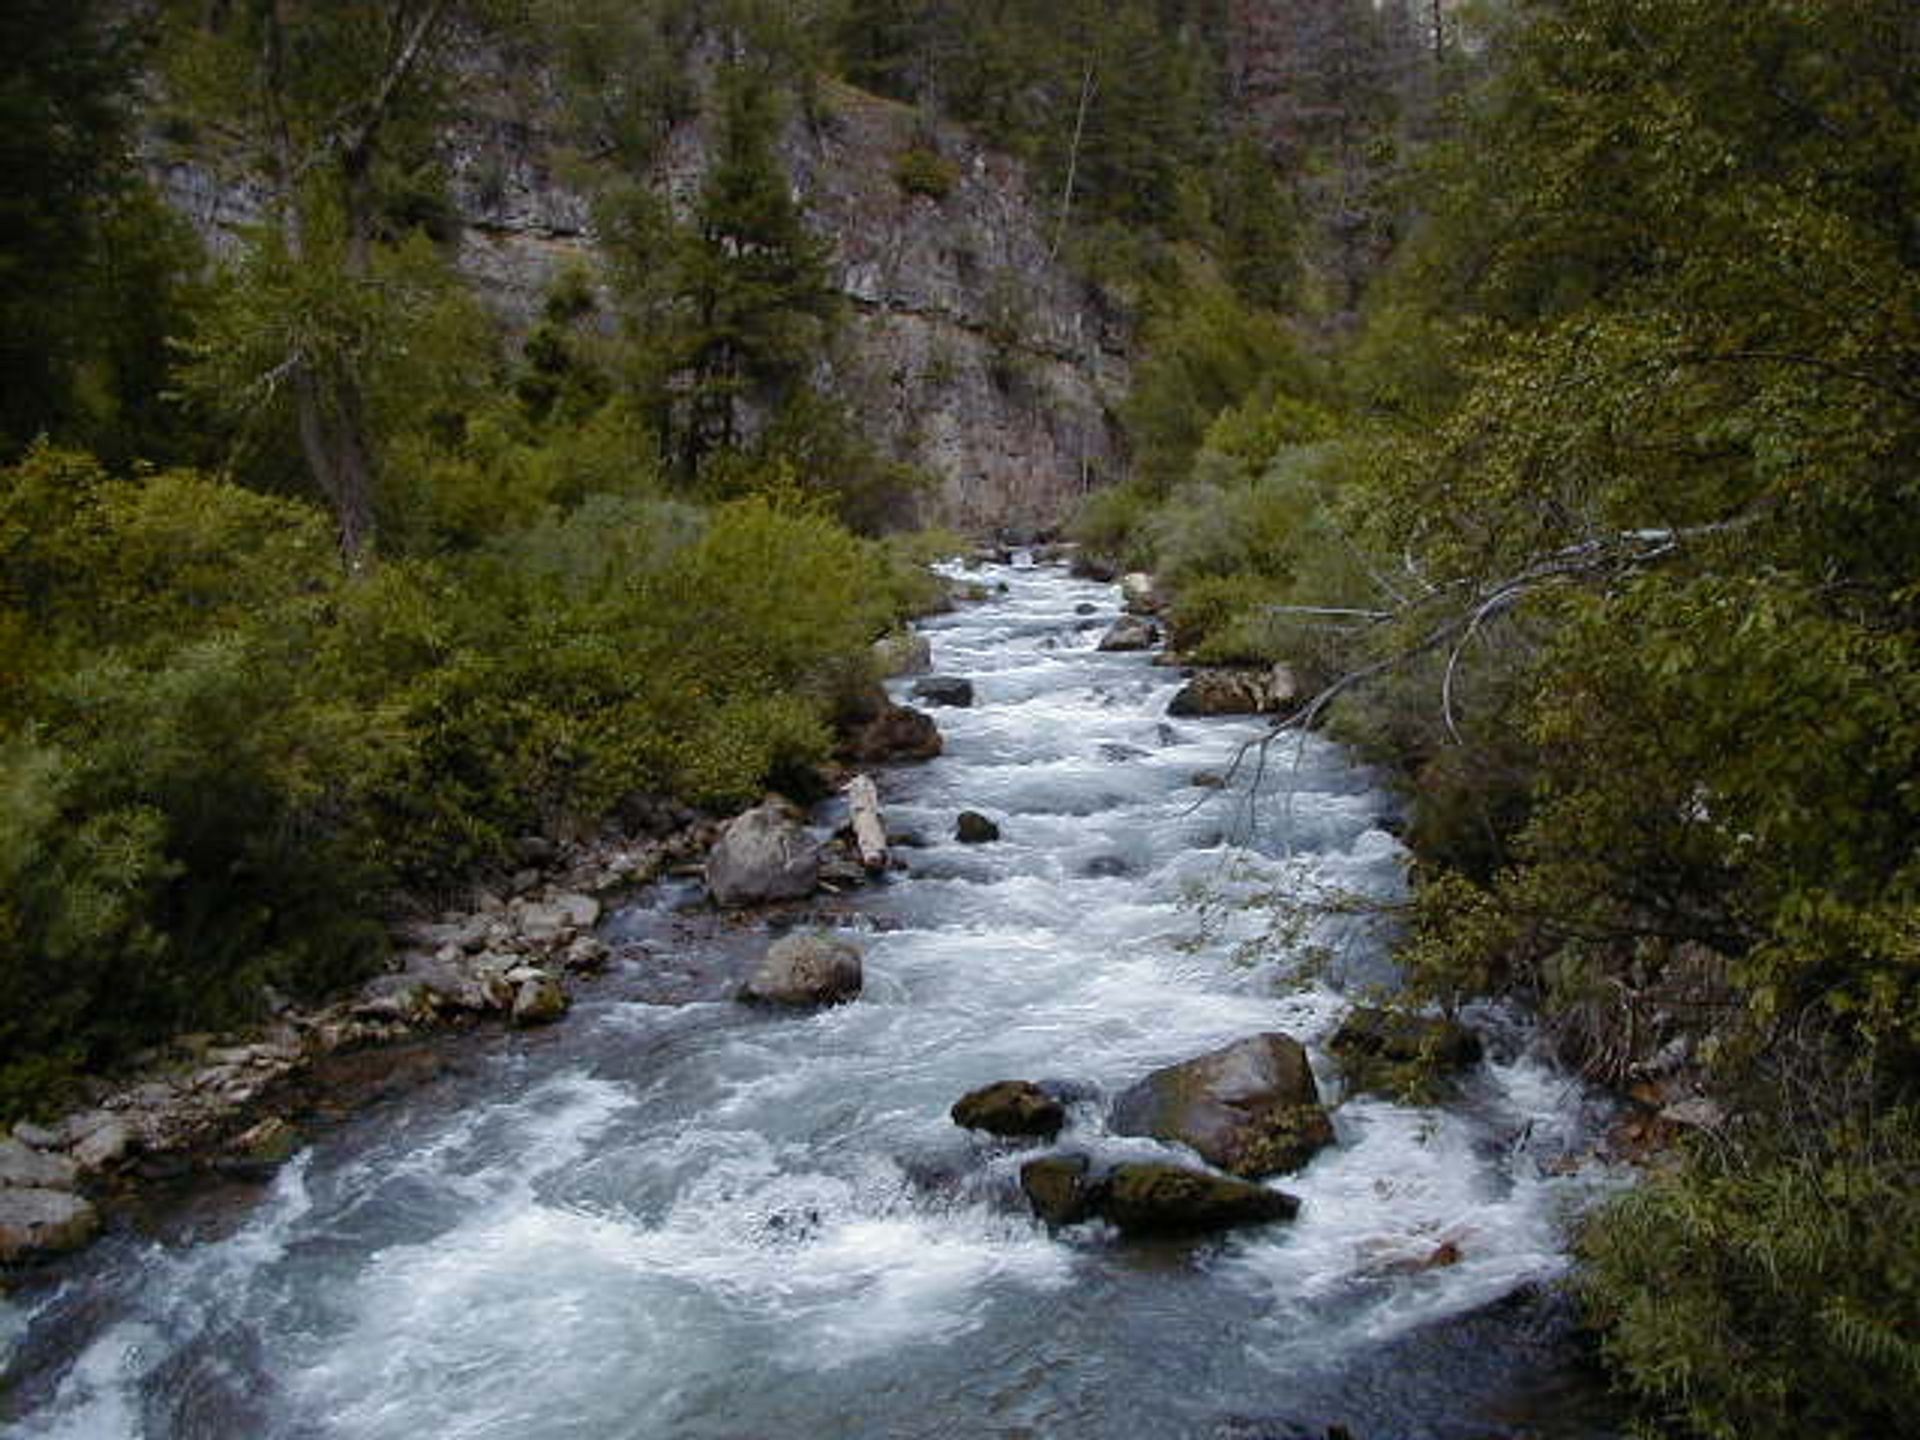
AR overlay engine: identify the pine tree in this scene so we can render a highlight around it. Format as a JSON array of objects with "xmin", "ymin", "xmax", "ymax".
[{"xmin": 670, "ymin": 69, "xmax": 838, "ymax": 478}]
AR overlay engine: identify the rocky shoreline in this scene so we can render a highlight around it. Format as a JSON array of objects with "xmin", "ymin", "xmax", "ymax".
[{"xmin": 0, "ymin": 816, "xmax": 730, "ymax": 1268}]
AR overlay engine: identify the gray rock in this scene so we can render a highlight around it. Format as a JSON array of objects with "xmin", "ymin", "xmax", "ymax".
[
  {"xmin": 511, "ymin": 973, "xmax": 571, "ymax": 1027},
  {"xmin": 70, "ymin": 1119, "xmax": 136, "ymax": 1174},
  {"xmin": 0, "ymin": 1138, "xmax": 79, "ymax": 1191},
  {"xmin": 951, "ymin": 1081, "xmax": 1066, "ymax": 1140},
  {"xmin": 740, "ymin": 934, "xmax": 864, "ymax": 1008},
  {"xmin": 1099, "ymin": 1162, "xmax": 1299, "ymax": 1236},
  {"xmin": 955, "ymin": 811, "xmax": 1000, "ymax": 844},
  {"xmin": 1097, "ymin": 616, "xmax": 1159, "ymax": 652},
  {"xmin": 706, "ymin": 800, "xmax": 821, "ymax": 907},
  {"xmin": 0, "ymin": 1188, "xmax": 100, "ymax": 1262},
  {"xmin": 562, "ymin": 935, "xmax": 611, "ymax": 973},
  {"xmin": 912, "ymin": 675, "xmax": 976, "ymax": 708},
  {"xmin": 1110, "ymin": 1034, "xmax": 1335, "ymax": 1179},
  {"xmin": 1021, "ymin": 1155, "xmax": 1099, "ymax": 1227},
  {"xmin": 11, "ymin": 1121, "xmax": 62, "ymax": 1151}
]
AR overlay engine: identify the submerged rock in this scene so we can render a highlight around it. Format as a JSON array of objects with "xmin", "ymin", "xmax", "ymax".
[
  {"xmin": 1099, "ymin": 1162, "xmax": 1299, "ymax": 1236},
  {"xmin": 706, "ymin": 799, "xmax": 821, "ymax": 907},
  {"xmin": 0, "ymin": 1188, "xmax": 100, "ymax": 1263},
  {"xmin": 740, "ymin": 934, "xmax": 864, "ymax": 1008},
  {"xmin": 1110, "ymin": 1034, "xmax": 1335, "ymax": 1179},
  {"xmin": 912, "ymin": 675, "xmax": 976, "ymax": 708},
  {"xmin": 951, "ymin": 1081, "xmax": 1066, "ymax": 1140},
  {"xmin": 956, "ymin": 811, "xmax": 1001, "ymax": 844}
]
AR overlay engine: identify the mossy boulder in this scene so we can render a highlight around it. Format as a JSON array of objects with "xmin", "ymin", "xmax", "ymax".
[
  {"xmin": 955, "ymin": 811, "xmax": 1000, "ymax": 844},
  {"xmin": 1110, "ymin": 1033, "xmax": 1335, "ymax": 1178},
  {"xmin": 951, "ymin": 1081, "xmax": 1066, "ymax": 1140},
  {"xmin": 1100, "ymin": 1162, "xmax": 1299, "ymax": 1236},
  {"xmin": 1021, "ymin": 1154, "xmax": 1099, "ymax": 1226}
]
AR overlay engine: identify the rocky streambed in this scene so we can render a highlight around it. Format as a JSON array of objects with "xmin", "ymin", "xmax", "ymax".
[{"xmin": 1, "ymin": 560, "xmax": 1625, "ymax": 1439}]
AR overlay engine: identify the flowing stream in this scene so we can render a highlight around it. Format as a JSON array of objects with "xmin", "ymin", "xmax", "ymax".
[{"xmin": 1, "ymin": 562, "xmax": 1622, "ymax": 1439}]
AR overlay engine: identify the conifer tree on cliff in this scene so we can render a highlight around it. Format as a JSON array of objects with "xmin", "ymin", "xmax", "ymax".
[{"xmin": 670, "ymin": 66, "xmax": 839, "ymax": 483}]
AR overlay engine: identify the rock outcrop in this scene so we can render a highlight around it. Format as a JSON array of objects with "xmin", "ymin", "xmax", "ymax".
[{"xmin": 1110, "ymin": 1034, "xmax": 1335, "ymax": 1179}]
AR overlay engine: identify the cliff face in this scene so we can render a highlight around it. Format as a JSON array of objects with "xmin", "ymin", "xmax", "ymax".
[{"xmin": 163, "ymin": 49, "xmax": 1129, "ymax": 536}]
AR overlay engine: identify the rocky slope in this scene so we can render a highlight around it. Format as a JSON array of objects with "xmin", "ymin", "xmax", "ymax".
[{"xmin": 159, "ymin": 53, "xmax": 1129, "ymax": 536}]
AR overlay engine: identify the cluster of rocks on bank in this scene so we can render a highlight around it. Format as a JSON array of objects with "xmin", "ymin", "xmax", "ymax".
[{"xmin": 0, "ymin": 823, "xmax": 713, "ymax": 1267}]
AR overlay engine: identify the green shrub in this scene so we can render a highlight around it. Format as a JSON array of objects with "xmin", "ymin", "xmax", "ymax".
[
  {"xmin": 1580, "ymin": 1105, "xmax": 1920, "ymax": 1439},
  {"xmin": 894, "ymin": 145, "xmax": 959, "ymax": 200}
]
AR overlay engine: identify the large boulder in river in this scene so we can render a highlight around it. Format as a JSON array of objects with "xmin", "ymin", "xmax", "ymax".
[
  {"xmin": 1099, "ymin": 1162, "xmax": 1299, "ymax": 1236},
  {"xmin": 912, "ymin": 675, "xmax": 975, "ymax": 708},
  {"xmin": 1097, "ymin": 616, "xmax": 1159, "ymax": 652},
  {"xmin": 1167, "ymin": 665, "xmax": 1301, "ymax": 718},
  {"xmin": 1330, "ymin": 1007, "xmax": 1483, "ymax": 1098},
  {"xmin": 951, "ymin": 1081, "xmax": 1066, "ymax": 1140},
  {"xmin": 0, "ymin": 1188, "xmax": 100, "ymax": 1263},
  {"xmin": 1021, "ymin": 1154, "xmax": 1100, "ymax": 1226},
  {"xmin": 706, "ymin": 800, "xmax": 820, "ymax": 907},
  {"xmin": 842, "ymin": 700, "xmax": 945, "ymax": 764},
  {"xmin": 740, "ymin": 934, "xmax": 864, "ymax": 1008},
  {"xmin": 1110, "ymin": 1034, "xmax": 1335, "ymax": 1178}
]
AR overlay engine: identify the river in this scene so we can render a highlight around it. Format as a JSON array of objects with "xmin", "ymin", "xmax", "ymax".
[{"xmin": 1, "ymin": 560, "xmax": 1622, "ymax": 1439}]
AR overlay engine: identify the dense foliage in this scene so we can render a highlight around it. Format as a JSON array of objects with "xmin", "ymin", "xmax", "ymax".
[
  {"xmin": 0, "ymin": 2, "xmax": 947, "ymax": 1116},
  {"xmin": 1075, "ymin": 2, "xmax": 1920, "ymax": 1433}
]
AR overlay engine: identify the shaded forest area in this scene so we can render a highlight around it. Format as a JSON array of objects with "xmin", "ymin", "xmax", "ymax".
[{"xmin": 4, "ymin": 2, "xmax": 1918, "ymax": 1434}]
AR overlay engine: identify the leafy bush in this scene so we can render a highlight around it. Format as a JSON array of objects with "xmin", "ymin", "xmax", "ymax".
[
  {"xmin": 1580, "ymin": 1104, "xmax": 1920, "ymax": 1439},
  {"xmin": 893, "ymin": 145, "xmax": 959, "ymax": 200}
]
